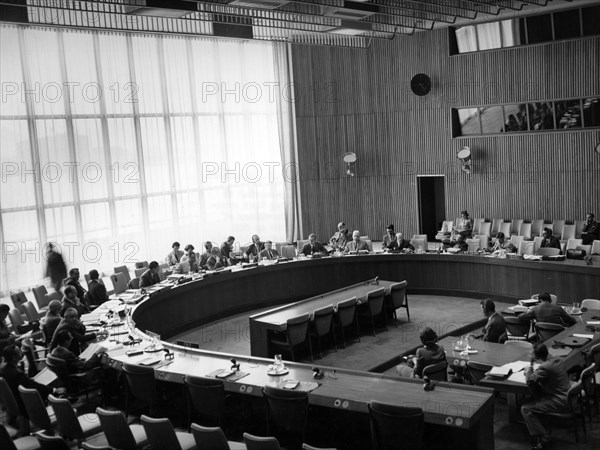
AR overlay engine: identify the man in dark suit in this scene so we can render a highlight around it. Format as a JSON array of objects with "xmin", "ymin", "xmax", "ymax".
[
  {"xmin": 244, "ymin": 235, "xmax": 265, "ymax": 261},
  {"xmin": 63, "ymin": 268, "xmax": 86, "ymax": 302},
  {"xmin": 518, "ymin": 292, "xmax": 576, "ymax": 327},
  {"xmin": 301, "ymin": 233, "xmax": 328, "ymax": 256},
  {"xmin": 344, "ymin": 230, "xmax": 370, "ymax": 254},
  {"xmin": 396, "ymin": 232, "xmax": 415, "ymax": 252},
  {"xmin": 521, "ymin": 343, "xmax": 571, "ymax": 449},
  {"xmin": 582, "ymin": 212, "xmax": 600, "ymax": 245},
  {"xmin": 41, "ymin": 300, "xmax": 62, "ymax": 346},
  {"xmin": 49, "ymin": 308, "xmax": 96, "ymax": 356},
  {"xmin": 258, "ymin": 241, "xmax": 279, "ymax": 260},
  {"xmin": 478, "ymin": 299, "xmax": 507, "ymax": 343},
  {"xmin": 220, "ymin": 236, "xmax": 236, "ymax": 263},
  {"xmin": 140, "ymin": 261, "xmax": 160, "ymax": 288},
  {"xmin": 86, "ymin": 269, "xmax": 109, "ymax": 306},
  {"xmin": 61, "ymin": 285, "xmax": 89, "ymax": 317},
  {"xmin": 48, "ymin": 331, "xmax": 104, "ymax": 374},
  {"xmin": 540, "ymin": 228, "xmax": 561, "ymax": 251}
]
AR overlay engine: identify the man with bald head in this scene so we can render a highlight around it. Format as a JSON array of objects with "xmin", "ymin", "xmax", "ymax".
[
  {"xmin": 244, "ymin": 234, "xmax": 264, "ymax": 261},
  {"xmin": 330, "ymin": 222, "xmax": 351, "ymax": 251},
  {"xmin": 301, "ymin": 233, "xmax": 328, "ymax": 256},
  {"xmin": 344, "ymin": 230, "xmax": 370, "ymax": 254}
]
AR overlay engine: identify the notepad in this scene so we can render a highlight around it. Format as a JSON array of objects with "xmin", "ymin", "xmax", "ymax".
[
  {"xmin": 488, "ymin": 366, "xmax": 512, "ymax": 378},
  {"xmin": 33, "ymin": 367, "xmax": 58, "ymax": 385}
]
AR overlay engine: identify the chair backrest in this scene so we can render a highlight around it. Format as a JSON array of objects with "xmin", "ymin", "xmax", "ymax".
[
  {"xmin": 490, "ymin": 219, "xmax": 503, "ymax": 236},
  {"xmin": 561, "ymin": 224, "xmax": 576, "ymax": 240},
  {"xmin": 19, "ymin": 386, "xmax": 53, "ymax": 432},
  {"xmin": 135, "ymin": 261, "xmax": 149, "ymax": 269},
  {"xmin": 368, "ymin": 401, "xmax": 424, "ymax": 450},
  {"xmin": 157, "ymin": 263, "xmax": 170, "ymax": 281},
  {"xmin": 535, "ymin": 322, "xmax": 565, "ymax": 342},
  {"xmin": 0, "ymin": 424, "xmax": 19, "ymax": 450},
  {"xmin": 439, "ymin": 221, "xmax": 452, "ymax": 233},
  {"xmin": 410, "ymin": 235, "xmax": 428, "ymax": 252},
  {"xmin": 45, "ymin": 355, "xmax": 72, "ymax": 389},
  {"xmin": 297, "ymin": 240, "xmax": 309, "ymax": 253},
  {"xmin": 84, "ymin": 273, "xmax": 92, "ymax": 290},
  {"xmin": 389, "ymin": 281, "xmax": 407, "ymax": 309},
  {"xmin": 243, "ymin": 433, "xmax": 282, "ymax": 450},
  {"xmin": 472, "ymin": 218, "xmax": 485, "ymax": 235},
  {"xmin": 35, "ymin": 431, "xmax": 71, "ymax": 450},
  {"xmin": 336, "ymin": 297, "xmax": 357, "ymax": 328},
  {"xmin": 48, "ymin": 394, "xmax": 84, "ymax": 440},
  {"xmin": 367, "ymin": 288, "xmax": 385, "ymax": 316},
  {"xmin": 184, "ymin": 376, "xmax": 225, "ymax": 427},
  {"xmin": 475, "ymin": 234, "xmax": 489, "ymax": 250},
  {"xmin": 565, "ymin": 382, "xmax": 584, "ymax": 414},
  {"xmin": 574, "ymin": 220, "xmax": 586, "ymax": 238},
  {"xmin": 498, "ymin": 222, "xmax": 511, "ymax": 238},
  {"xmin": 536, "ymin": 247, "xmax": 560, "ymax": 256},
  {"xmin": 286, "ymin": 314, "xmax": 311, "ymax": 346},
  {"xmin": 566, "ymin": 238, "xmax": 583, "ymax": 251},
  {"xmin": 364, "ymin": 239, "xmax": 373, "ymax": 252},
  {"xmin": 466, "ymin": 361, "xmax": 493, "ymax": 384},
  {"xmin": 478, "ymin": 222, "xmax": 491, "ymax": 236},
  {"xmin": 581, "ymin": 299, "xmax": 600, "ymax": 310},
  {"xmin": 504, "ymin": 317, "xmax": 530, "ymax": 339},
  {"xmin": 280, "ymin": 245, "xmax": 296, "ymax": 259},
  {"xmin": 10, "ymin": 292, "xmax": 28, "ymax": 313},
  {"xmin": 532, "ymin": 236, "xmax": 544, "ymax": 253},
  {"xmin": 8, "ymin": 307, "xmax": 25, "ymax": 328},
  {"xmin": 531, "ymin": 293, "xmax": 558, "ymax": 304},
  {"xmin": 32, "ymin": 285, "xmax": 49, "ymax": 305},
  {"xmin": 41, "ymin": 292, "xmax": 60, "ymax": 310},
  {"xmin": 22, "ymin": 301, "xmax": 40, "ymax": 323},
  {"xmin": 122, "ymin": 363, "xmax": 157, "ymax": 403},
  {"xmin": 518, "ymin": 241, "xmax": 534, "ymax": 256},
  {"xmin": 422, "ymin": 361, "xmax": 448, "ymax": 381},
  {"xmin": 551, "ymin": 220, "xmax": 565, "ymax": 238},
  {"xmin": 510, "ymin": 219, "xmax": 523, "ymax": 236},
  {"xmin": 113, "ymin": 265, "xmax": 131, "ymax": 284},
  {"xmin": 110, "ymin": 272, "xmax": 128, "ymax": 295},
  {"xmin": 530, "ymin": 219, "xmax": 545, "ymax": 237},
  {"xmin": 519, "ymin": 222, "xmax": 532, "ymax": 239},
  {"xmin": 503, "ymin": 340, "xmax": 533, "ymax": 350},
  {"xmin": 0, "ymin": 377, "xmax": 21, "ymax": 418},
  {"xmin": 466, "ymin": 239, "xmax": 480, "ymax": 253},
  {"xmin": 96, "ymin": 407, "xmax": 139, "ymax": 450},
  {"xmin": 262, "ymin": 386, "xmax": 308, "ymax": 441},
  {"xmin": 592, "ymin": 240, "xmax": 600, "ymax": 255},
  {"xmin": 509, "ymin": 235, "xmax": 524, "ymax": 247},
  {"xmin": 20, "ymin": 338, "xmax": 43, "ymax": 377},
  {"xmin": 313, "ymin": 305, "xmax": 334, "ymax": 337},
  {"xmin": 579, "ymin": 363, "xmax": 596, "ymax": 397},
  {"xmin": 191, "ymin": 424, "xmax": 230, "ymax": 450},
  {"xmin": 128, "ymin": 277, "xmax": 140, "ymax": 290},
  {"xmin": 134, "ymin": 267, "xmax": 146, "ymax": 278},
  {"xmin": 141, "ymin": 415, "xmax": 183, "ymax": 450}
]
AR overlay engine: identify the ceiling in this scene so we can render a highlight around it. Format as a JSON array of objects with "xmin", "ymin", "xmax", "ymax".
[{"xmin": 1, "ymin": 0, "xmax": 596, "ymax": 48}]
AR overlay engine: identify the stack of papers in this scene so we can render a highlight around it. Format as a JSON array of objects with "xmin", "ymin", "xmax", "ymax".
[{"xmin": 507, "ymin": 305, "xmax": 530, "ymax": 313}]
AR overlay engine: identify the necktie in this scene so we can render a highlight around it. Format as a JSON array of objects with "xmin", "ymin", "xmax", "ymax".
[{"xmin": 268, "ymin": 251, "xmax": 272, "ymax": 259}]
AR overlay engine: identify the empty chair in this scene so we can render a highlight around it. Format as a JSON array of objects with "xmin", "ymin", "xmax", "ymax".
[
  {"xmin": 243, "ymin": 433, "xmax": 281, "ymax": 450},
  {"xmin": 141, "ymin": 415, "xmax": 196, "ymax": 450},
  {"xmin": 518, "ymin": 241, "xmax": 534, "ymax": 256},
  {"xmin": 184, "ymin": 375, "xmax": 225, "ymax": 428},
  {"xmin": 581, "ymin": 299, "xmax": 600, "ymax": 310},
  {"xmin": 504, "ymin": 340, "xmax": 533, "ymax": 350},
  {"xmin": 18, "ymin": 386, "xmax": 55, "ymax": 433},
  {"xmin": 519, "ymin": 222, "xmax": 532, "ymax": 240},
  {"xmin": 579, "ymin": 363, "xmax": 597, "ymax": 422},
  {"xmin": 157, "ymin": 263, "xmax": 170, "ymax": 281},
  {"xmin": 335, "ymin": 297, "xmax": 360, "ymax": 348},
  {"xmin": 191, "ymin": 424, "xmax": 246, "ymax": 450},
  {"xmin": 135, "ymin": 261, "xmax": 149, "ymax": 269},
  {"xmin": 10, "ymin": 292, "xmax": 28, "ymax": 314},
  {"xmin": 34, "ymin": 432, "xmax": 71, "ymax": 450},
  {"xmin": 475, "ymin": 234, "xmax": 489, "ymax": 251},
  {"xmin": 478, "ymin": 222, "xmax": 491, "ymax": 236},
  {"xmin": 565, "ymin": 238, "xmax": 583, "ymax": 251},
  {"xmin": 359, "ymin": 288, "xmax": 387, "ymax": 336},
  {"xmin": 498, "ymin": 222, "xmax": 511, "ymax": 238},
  {"xmin": 296, "ymin": 239, "xmax": 309, "ymax": 253},
  {"xmin": 386, "ymin": 281, "xmax": 410, "ymax": 326},
  {"xmin": 47, "ymin": 394, "xmax": 103, "ymax": 443},
  {"xmin": 280, "ymin": 245, "xmax": 296, "ymax": 259},
  {"xmin": 311, "ymin": 305, "xmax": 336, "ymax": 358},
  {"xmin": 112, "ymin": 265, "xmax": 131, "ymax": 284},
  {"xmin": 269, "ymin": 313, "xmax": 313, "ymax": 362},
  {"xmin": 532, "ymin": 236, "xmax": 544, "ymax": 253},
  {"xmin": 134, "ymin": 268, "xmax": 146, "ymax": 278},
  {"xmin": 562, "ymin": 224, "xmax": 576, "ymax": 241},
  {"xmin": 422, "ymin": 361, "xmax": 448, "ymax": 381},
  {"xmin": 504, "ymin": 317, "xmax": 530, "ymax": 341},
  {"xmin": 592, "ymin": 240, "xmax": 600, "ymax": 255},
  {"xmin": 551, "ymin": 220, "xmax": 565, "ymax": 238},
  {"xmin": 110, "ymin": 272, "xmax": 128, "ymax": 295},
  {"xmin": 22, "ymin": 301, "xmax": 41, "ymax": 323},
  {"xmin": 262, "ymin": 386, "xmax": 308, "ymax": 449},
  {"xmin": 490, "ymin": 219, "xmax": 503, "ymax": 237},
  {"xmin": 128, "ymin": 277, "xmax": 140, "ymax": 289},
  {"xmin": 466, "ymin": 238, "xmax": 480, "ymax": 253},
  {"xmin": 535, "ymin": 322, "xmax": 565, "ymax": 342},
  {"xmin": 435, "ymin": 221, "xmax": 452, "ymax": 241},
  {"xmin": 472, "ymin": 218, "xmax": 485, "ymax": 235},
  {"xmin": 96, "ymin": 407, "xmax": 147, "ymax": 450},
  {"xmin": 510, "ymin": 219, "xmax": 523, "ymax": 236},
  {"xmin": 575, "ymin": 220, "xmax": 586, "ymax": 239},
  {"xmin": 31, "ymin": 286, "xmax": 57, "ymax": 313},
  {"xmin": 8, "ymin": 308, "xmax": 37, "ymax": 336},
  {"xmin": 0, "ymin": 377, "xmax": 27, "ymax": 431},
  {"xmin": 122, "ymin": 362, "xmax": 159, "ymax": 417},
  {"xmin": 531, "ymin": 219, "xmax": 545, "ymax": 238},
  {"xmin": 368, "ymin": 401, "xmax": 424, "ymax": 450},
  {"xmin": 466, "ymin": 361, "xmax": 493, "ymax": 385},
  {"xmin": 0, "ymin": 424, "xmax": 40, "ymax": 450},
  {"xmin": 536, "ymin": 247, "xmax": 560, "ymax": 256},
  {"xmin": 509, "ymin": 235, "xmax": 524, "ymax": 247}
]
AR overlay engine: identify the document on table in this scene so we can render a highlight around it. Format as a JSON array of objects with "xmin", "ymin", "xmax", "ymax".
[{"xmin": 503, "ymin": 361, "xmax": 540, "ymax": 384}]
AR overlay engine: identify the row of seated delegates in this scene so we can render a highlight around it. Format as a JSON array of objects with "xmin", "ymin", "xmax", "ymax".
[
  {"xmin": 442, "ymin": 210, "xmax": 473, "ymax": 246},
  {"xmin": 48, "ymin": 330, "xmax": 105, "ymax": 375},
  {"xmin": 582, "ymin": 212, "xmax": 600, "ymax": 244},
  {"xmin": 395, "ymin": 327, "xmax": 446, "ymax": 378},
  {"xmin": 330, "ymin": 222, "xmax": 351, "ymax": 251},
  {"xmin": 518, "ymin": 292, "xmax": 577, "ymax": 328},
  {"xmin": 0, "ymin": 345, "xmax": 65, "ymax": 428},
  {"xmin": 301, "ymin": 233, "xmax": 328, "ymax": 256},
  {"xmin": 381, "ymin": 224, "xmax": 415, "ymax": 253},
  {"xmin": 49, "ymin": 308, "xmax": 96, "ymax": 357}
]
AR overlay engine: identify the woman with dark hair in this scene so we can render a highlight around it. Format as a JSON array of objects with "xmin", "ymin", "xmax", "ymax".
[
  {"xmin": 167, "ymin": 241, "xmax": 184, "ymax": 266},
  {"xmin": 395, "ymin": 327, "xmax": 446, "ymax": 378},
  {"xmin": 180, "ymin": 244, "xmax": 199, "ymax": 273}
]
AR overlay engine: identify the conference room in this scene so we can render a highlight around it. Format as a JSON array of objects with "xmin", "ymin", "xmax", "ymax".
[{"xmin": 1, "ymin": 1, "xmax": 600, "ymax": 449}]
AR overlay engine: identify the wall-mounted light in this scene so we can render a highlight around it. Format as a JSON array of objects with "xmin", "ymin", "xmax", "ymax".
[
  {"xmin": 343, "ymin": 152, "xmax": 357, "ymax": 177},
  {"xmin": 457, "ymin": 146, "xmax": 472, "ymax": 174}
]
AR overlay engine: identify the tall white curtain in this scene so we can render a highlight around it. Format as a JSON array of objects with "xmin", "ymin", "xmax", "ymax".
[{"xmin": 0, "ymin": 24, "xmax": 294, "ymax": 295}]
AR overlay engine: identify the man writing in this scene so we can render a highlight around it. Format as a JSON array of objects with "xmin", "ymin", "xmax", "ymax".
[
  {"xmin": 259, "ymin": 241, "xmax": 279, "ymax": 260},
  {"xmin": 301, "ymin": 233, "xmax": 328, "ymax": 256},
  {"xmin": 140, "ymin": 261, "xmax": 160, "ymax": 288},
  {"xmin": 344, "ymin": 230, "xmax": 370, "ymax": 254}
]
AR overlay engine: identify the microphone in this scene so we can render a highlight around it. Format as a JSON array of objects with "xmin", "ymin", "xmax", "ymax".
[
  {"xmin": 230, "ymin": 358, "xmax": 240, "ymax": 371},
  {"xmin": 372, "ymin": 276, "xmax": 379, "ymax": 285},
  {"xmin": 312, "ymin": 366, "xmax": 324, "ymax": 379}
]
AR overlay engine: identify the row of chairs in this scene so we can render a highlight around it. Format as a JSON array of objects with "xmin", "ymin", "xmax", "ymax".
[
  {"xmin": 269, "ymin": 282, "xmax": 409, "ymax": 362},
  {"xmin": 463, "ymin": 234, "xmax": 599, "ymax": 256}
]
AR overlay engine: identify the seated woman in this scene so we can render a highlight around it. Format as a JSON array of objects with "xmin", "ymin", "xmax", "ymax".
[
  {"xmin": 443, "ymin": 210, "xmax": 473, "ymax": 245},
  {"xmin": 396, "ymin": 327, "xmax": 446, "ymax": 378},
  {"xmin": 486, "ymin": 232, "xmax": 516, "ymax": 254}
]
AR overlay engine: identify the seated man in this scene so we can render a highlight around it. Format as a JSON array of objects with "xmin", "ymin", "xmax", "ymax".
[
  {"xmin": 48, "ymin": 330, "xmax": 105, "ymax": 375},
  {"xmin": 395, "ymin": 232, "xmax": 415, "ymax": 252},
  {"xmin": 60, "ymin": 285, "xmax": 89, "ymax": 317},
  {"xmin": 220, "ymin": 236, "xmax": 236, "ymax": 264},
  {"xmin": 540, "ymin": 228, "xmax": 561, "ymax": 251},
  {"xmin": 207, "ymin": 246, "xmax": 228, "ymax": 270},
  {"xmin": 518, "ymin": 292, "xmax": 576, "ymax": 328},
  {"xmin": 180, "ymin": 244, "xmax": 199, "ymax": 273},
  {"xmin": 301, "ymin": 233, "xmax": 328, "ymax": 256},
  {"xmin": 581, "ymin": 212, "xmax": 600, "ymax": 245},
  {"xmin": 41, "ymin": 300, "xmax": 62, "ymax": 346},
  {"xmin": 444, "ymin": 235, "xmax": 468, "ymax": 253},
  {"xmin": 487, "ymin": 232, "xmax": 516, "ymax": 253},
  {"xmin": 140, "ymin": 261, "xmax": 160, "ymax": 288},
  {"xmin": 521, "ymin": 343, "xmax": 571, "ymax": 450},
  {"xmin": 443, "ymin": 210, "xmax": 473, "ymax": 245},
  {"xmin": 381, "ymin": 224, "xmax": 397, "ymax": 251},
  {"xmin": 166, "ymin": 242, "xmax": 183, "ymax": 266},
  {"xmin": 86, "ymin": 269, "xmax": 109, "ymax": 306},
  {"xmin": 49, "ymin": 308, "xmax": 96, "ymax": 356},
  {"xmin": 330, "ymin": 222, "xmax": 351, "ymax": 251},
  {"xmin": 63, "ymin": 268, "xmax": 86, "ymax": 302},
  {"xmin": 344, "ymin": 230, "xmax": 370, "ymax": 254},
  {"xmin": 244, "ymin": 235, "xmax": 264, "ymax": 262},
  {"xmin": 476, "ymin": 299, "xmax": 507, "ymax": 343},
  {"xmin": 258, "ymin": 240, "xmax": 279, "ymax": 260},
  {"xmin": 199, "ymin": 241, "xmax": 213, "ymax": 269},
  {"xmin": 396, "ymin": 327, "xmax": 446, "ymax": 378}
]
